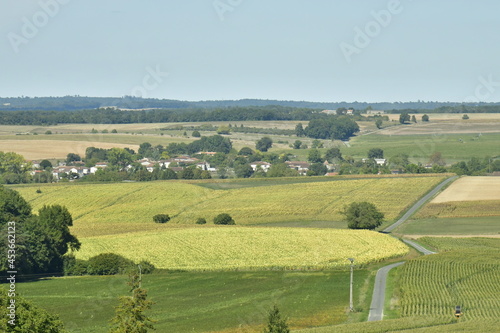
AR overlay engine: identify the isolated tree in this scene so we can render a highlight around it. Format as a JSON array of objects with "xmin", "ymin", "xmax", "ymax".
[
  {"xmin": 399, "ymin": 113, "xmax": 411, "ymax": 124},
  {"xmin": 295, "ymin": 123, "xmax": 305, "ymax": 137},
  {"xmin": 196, "ymin": 218, "xmax": 207, "ymax": 225},
  {"xmin": 411, "ymin": 115, "xmax": 417, "ymax": 123},
  {"xmin": 110, "ymin": 272, "xmax": 155, "ymax": 333},
  {"xmin": 367, "ymin": 148, "xmax": 384, "ymax": 159},
  {"xmin": 324, "ymin": 148, "xmax": 342, "ymax": 162},
  {"xmin": 462, "ymin": 114, "xmax": 469, "ymax": 120},
  {"xmin": 292, "ymin": 140, "xmax": 302, "ymax": 149},
  {"xmin": 152, "ymin": 214, "xmax": 170, "ymax": 224},
  {"xmin": 343, "ymin": 202, "xmax": 384, "ymax": 230},
  {"xmin": 421, "ymin": 114, "xmax": 429, "ymax": 122},
  {"xmin": 213, "ymin": 213, "xmax": 235, "ymax": 225},
  {"xmin": 256, "ymin": 137, "xmax": 273, "ymax": 152},
  {"xmin": 192, "ymin": 130, "xmax": 201, "ymax": 137},
  {"xmin": 263, "ymin": 305, "xmax": 290, "ymax": 333},
  {"xmin": 307, "ymin": 149, "xmax": 323, "ymax": 163},
  {"xmin": 375, "ymin": 118, "xmax": 383, "ymax": 129}
]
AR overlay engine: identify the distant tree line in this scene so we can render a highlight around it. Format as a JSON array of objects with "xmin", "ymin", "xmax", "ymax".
[
  {"xmin": 0, "ymin": 106, "xmax": 327, "ymax": 125},
  {"xmin": 3, "ymin": 96, "xmax": 500, "ymax": 111}
]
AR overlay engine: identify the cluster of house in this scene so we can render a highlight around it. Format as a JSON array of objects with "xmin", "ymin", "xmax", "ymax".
[{"xmin": 30, "ymin": 153, "xmax": 349, "ymax": 180}]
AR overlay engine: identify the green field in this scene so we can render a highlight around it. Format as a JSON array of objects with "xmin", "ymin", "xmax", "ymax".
[
  {"xmin": 75, "ymin": 227, "xmax": 409, "ymax": 270},
  {"xmin": 16, "ymin": 270, "xmax": 370, "ymax": 333},
  {"xmin": 343, "ymin": 133, "xmax": 500, "ymax": 163},
  {"xmin": 11, "ymin": 175, "xmax": 446, "ymax": 238},
  {"xmin": 394, "ymin": 216, "xmax": 500, "ymax": 235}
]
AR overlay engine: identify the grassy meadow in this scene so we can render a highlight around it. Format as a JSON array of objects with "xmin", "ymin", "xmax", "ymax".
[{"xmin": 17, "ymin": 270, "xmax": 371, "ymax": 333}]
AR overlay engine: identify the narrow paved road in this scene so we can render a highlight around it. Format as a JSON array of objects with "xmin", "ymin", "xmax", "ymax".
[
  {"xmin": 402, "ymin": 239, "xmax": 436, "ymax": 255},
  {"xmin": 383, "ymin": 176, "xmax": 458, "ymax": 233},
  {"xmin": 367, "ymin": 176, "xmax": 454, "ymax": 321},
  {"xmin": 367, "ymin": 262, "xmax": 405, "ymax": 322}
]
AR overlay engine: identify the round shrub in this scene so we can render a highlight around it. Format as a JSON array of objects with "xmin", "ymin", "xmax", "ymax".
[
  {"xmin": 153, "ymin": 214, "xmax": 170, "ymax": 224},
  {"xmin": 196, "ymin": 217, "xmax": 207, "ymax": 225},
  {"xmin": 213, "ymin": 213, "xmax": 235, "ymax": 225},
  {"xmin": 87, "ymin": 253, "xmax": 135, "ymax": 275},
  {"xmin": 138, "ymin": 260, "xmax": 156, "ymax": 274}
]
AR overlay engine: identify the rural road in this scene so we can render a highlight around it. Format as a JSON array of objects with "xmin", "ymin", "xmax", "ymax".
[
  {"xmin": 367, "ymin": 177, "xmax": 453, "ymax": 321},
  {"xmin": 367, "ymin": 262, "xmax": 405, "ymax": 322},
  {"xmin": 383, "ymin": 176, "xmax": 458, "ymax": 233}
]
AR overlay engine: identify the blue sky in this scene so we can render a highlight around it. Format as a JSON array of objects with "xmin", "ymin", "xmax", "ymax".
[{"xmin": 1, "ymin": 0, "xmax": 500, "ymax": 102}]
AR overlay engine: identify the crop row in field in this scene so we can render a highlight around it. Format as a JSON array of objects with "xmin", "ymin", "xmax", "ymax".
[
  {"xmin": 74, "ymin": 227, "xmax": 409, "ymax": 271},
  {"xmin": 12, "ymin": 176, "xmax": 446, "ymax": 238},
  {"xmin": 416, "ymin": 200, "xmax": 500, "ymax": 219},
  {"xmin": 398, "ymin": 238, "xmax": 500, "ymax": 321},
  {"xmin": 418, "ymin": 237, "xmax": 500, "ymax": 253}
]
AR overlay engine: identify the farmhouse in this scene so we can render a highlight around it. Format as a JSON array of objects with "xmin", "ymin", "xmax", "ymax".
[
  {"xmin": 285, "ymin": 161, "xmax": 310, "ymax": 175},
  {"xmin": 250, "ymin": 161, "xmax": 272, "ymax": 172}
]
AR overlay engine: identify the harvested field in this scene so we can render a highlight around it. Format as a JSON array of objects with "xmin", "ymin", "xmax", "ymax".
[
  {"xmin": 0, "ymin": 140, "xmax": 139, "ymax": 160},
  {"xmin": 431, "ymin": 176, "xmax": 500, "ymax": 203}
]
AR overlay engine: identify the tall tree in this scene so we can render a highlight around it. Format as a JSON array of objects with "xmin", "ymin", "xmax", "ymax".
[
  {"xmin": 295, "ymin": 123, "xmax": 305, "ymax": 137},
  {"xmin": 110, "ymin": 272, "xmax": 155, "ymax": 333}
]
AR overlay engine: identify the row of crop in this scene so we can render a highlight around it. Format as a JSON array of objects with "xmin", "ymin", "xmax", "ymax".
[
  {"xmin": 74, "ymin": 227, "xmax": 409, "ymax": 271},
  {"xmin": 399, "ymin": 253, "xmax": 500, "ymax": 321}
]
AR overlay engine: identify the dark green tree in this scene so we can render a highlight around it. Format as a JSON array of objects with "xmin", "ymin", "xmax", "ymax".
[
  {"xmin": 109, "ymin": 272, "xmax": 155, "ymax": 333},
  {"xmin": 292, "ymin": 140, "xmax": 302, "ymax": 149},
  {"xmin": 196, "ymin": 218, "xmax": 207, "ymax": 225},
  {"xmin": 152, "ymin": 214, "xmax": 170, "ymax": 224},
  {"xmin": 256, "ymin": 137, "xmax": 273, "ymax": 152},
  {"xmin": 421, "ymin": 114, "xmax": 429, "ymax": 122},
  {"xmin": 234, "ymin": 164, "xmax": 254, "ymax": 178},
  {"xmin": 295, "ymin": 123, "xmax": 305, "ymax": 137},
  {"xmin": 375, "ymin": 118, "xmax": 383, "ymax": 129},
  {"xmin": 367, "ymin": 148, "xmax": 384, "ymax": 159},
  {"xmin": 324, "ymin": 148, "xmax": 342, "ymax": 162},
  {"xmin": 307, "ymin": 163, "xmax": 328, "ymax": 176},
  {"xmin": 238, "ymin": 147, "xmax": 254, "ymax": 156},
  {"xmin": 40, "ymin": 159, "xmax": 53, "ymax": 169},
  {"xmin": 399, "ymin": 113, "xmax": 411, "ymax": 124},
  {"xmin": 411, "ymin": 115, "xmax": 417, "ymax": 123},
  {"xmin": 462, "ymin": 114, "xmax": 469, "ymax": 120},
  {"xmin": 192, "ymin": 130, "xmax": 201, "ymax": 137},
  {"xmin": 87, "ymin": 253, "xmax": 135, "ymax": 276},
  {"xmin": 342, "ymin": 202, "xmax": 384, "ymax": 230},
  {"xmin": 263, "ymin": 305, "xmax": 290, "ymax": 333},
  {"xmin": 0, "ymin": 288, "xmax": 66, "ymax": 332},
  {"xmin": 213, "ymin": 213, "xmax": 235, "ymax": 225},
  {"xmin": 307, "ymin": 149, "xmax": 323, "ymax": 163}
]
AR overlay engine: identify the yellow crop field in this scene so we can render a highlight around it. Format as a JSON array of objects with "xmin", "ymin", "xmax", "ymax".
[
  {"xmin": 12, "ymin": 176, "xmax": 446, "ymax": 238},
  {"xmin": 75, "ymin": 227, "xmax": 409, "ymax": 270}
]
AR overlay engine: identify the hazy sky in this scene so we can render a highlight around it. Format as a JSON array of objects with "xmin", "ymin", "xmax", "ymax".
[{"xmin": 2, "ymin": 0, "xmax": 500, "ymax": 102}]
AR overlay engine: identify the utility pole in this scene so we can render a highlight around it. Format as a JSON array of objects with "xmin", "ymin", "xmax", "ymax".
[
  {"xmin": 348, "ymin": 258, "xmax": 355, "ymax": 312},
  {"xmin": 138, "ymin": 264, "xmax": 142, "ymax": 288}
]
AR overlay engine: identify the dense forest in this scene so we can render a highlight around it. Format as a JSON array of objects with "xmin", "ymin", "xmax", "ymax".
[
  {"xmin": 2, "ymin": 96, "xmax": 500, "ymax": 112},
  {"xmin": 0, "ymin": 106, "xmax": 327, "ymax": 125}
]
